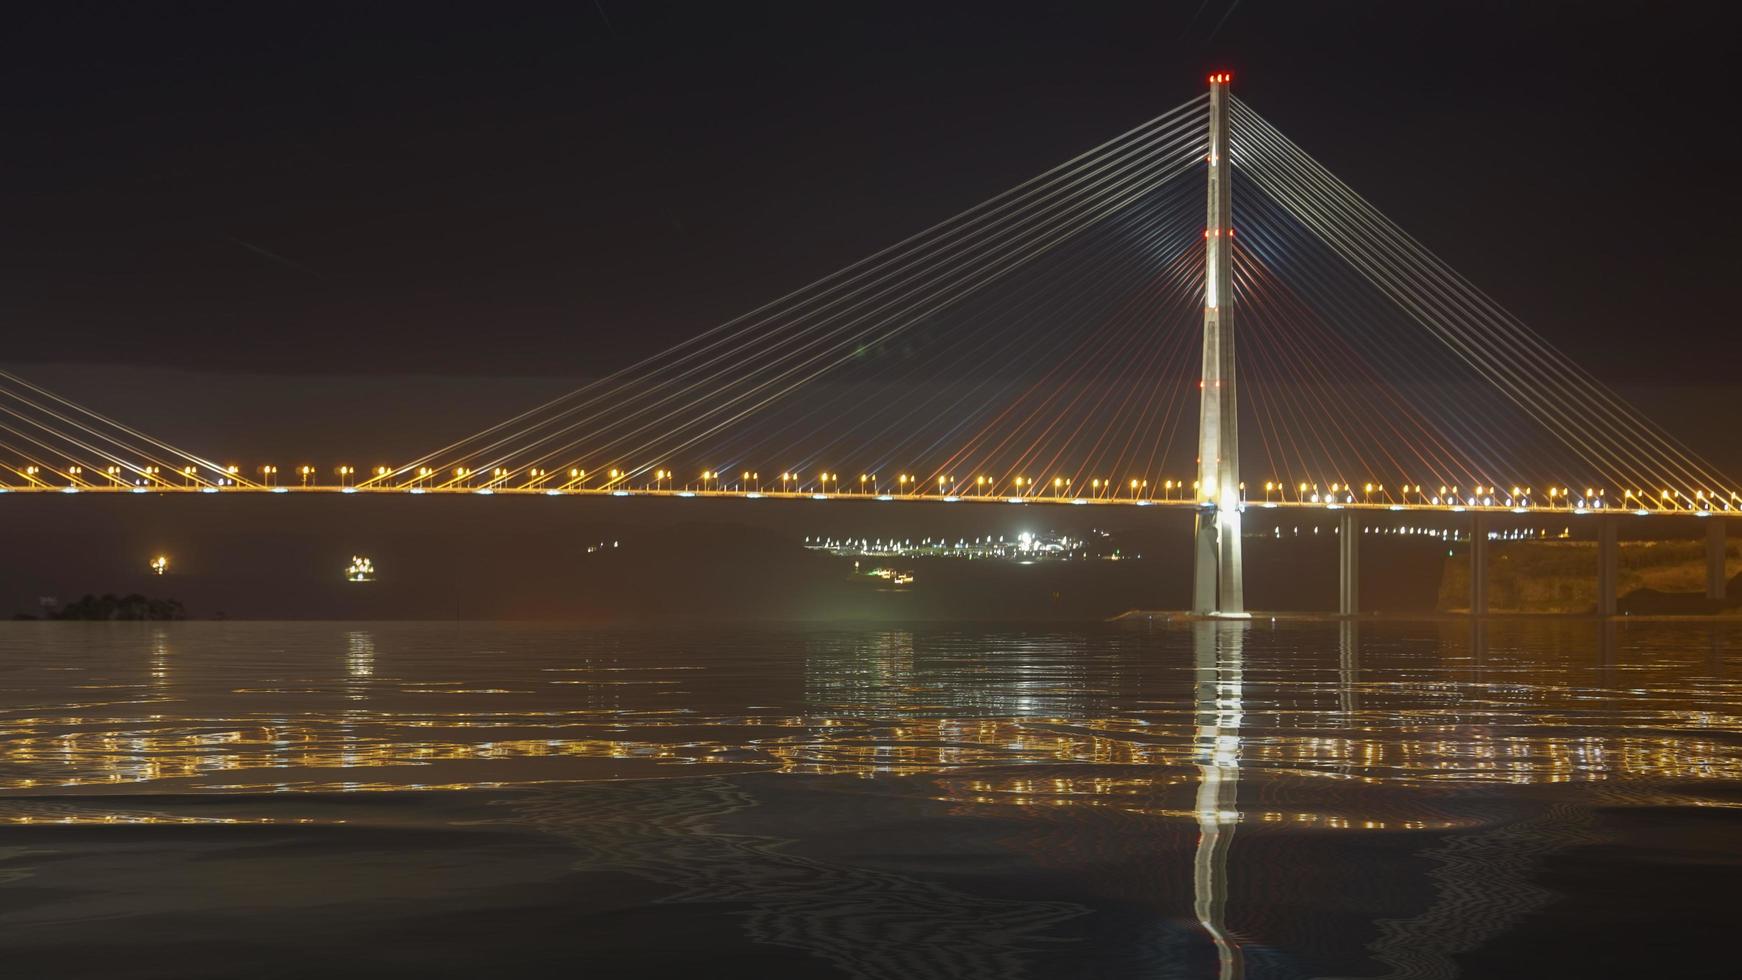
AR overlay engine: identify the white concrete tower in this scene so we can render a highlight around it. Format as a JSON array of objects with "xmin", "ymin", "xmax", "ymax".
[{"xmin": 1193, "ymin": 72, "xmax": 1245, "ymax": 615}]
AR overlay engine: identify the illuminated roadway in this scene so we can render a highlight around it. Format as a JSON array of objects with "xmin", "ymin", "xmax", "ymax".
[{"xmin": 2, "ymin": 479, "xmax": 1734, "ymax": 518}]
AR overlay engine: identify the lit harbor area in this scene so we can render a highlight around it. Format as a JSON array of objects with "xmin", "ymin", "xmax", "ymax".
[{"xmin": 805, "ymin": 529, "xmax": 1132, "ymax": 561}]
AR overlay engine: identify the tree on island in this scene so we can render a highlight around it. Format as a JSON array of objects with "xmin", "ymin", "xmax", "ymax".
[{"xmin": 27, "ymin": 594, "xmax": 188, "ymax": 621}]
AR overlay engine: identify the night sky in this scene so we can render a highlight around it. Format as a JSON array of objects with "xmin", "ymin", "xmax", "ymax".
[{"xmin": 7, "ymin": 3, "xmax": 1739, "ymax": 388}]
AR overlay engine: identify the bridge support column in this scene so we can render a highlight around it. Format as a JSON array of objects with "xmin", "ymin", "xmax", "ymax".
[
  {"xmin": 1191, "ymin": 72, "xmax": 1243, "ymax": 615},
  {"xmin": 1596, "ymin": 516, "xmax": 1618, "ymax": 617},
  {"xmin": 1193, "ymin": 507, "xmax": 1244, "ymax": 615},
  {"xmin": 1193, "ymin": 513, "xmax": 1220, "ymax": 613},
  {"xmin": 1469, "ymin": 513, "xmax": 1489, "ymax": 616},
  {"xmin": 1337, "ymin": 511, "xmax": 1359, "ymax": 616},
  {"xmin": 1707, "ymin": 520, "xmax": 1728, "ymax": 601}
]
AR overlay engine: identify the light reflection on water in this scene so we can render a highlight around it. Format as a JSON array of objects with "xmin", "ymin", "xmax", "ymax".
[
  {"xmin": 1, "ymin": 620, "xmax": 1740, "ymax": 977},
  {"xmin": 0, "ymin": 620, "xmax": 1739, "ymax": 797}
]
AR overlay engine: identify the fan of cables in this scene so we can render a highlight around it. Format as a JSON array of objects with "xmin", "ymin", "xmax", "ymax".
[
  {"xmin": 374, "ymin": 95, "xmax": 1216, "ymax": 497},
  {"xmin": 0, "ymin": 369, "xmax": 251, "ymax": 490}
]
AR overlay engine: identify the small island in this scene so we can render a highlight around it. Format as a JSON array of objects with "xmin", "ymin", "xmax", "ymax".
[{"xmin": 14, "ymin": 593, "xmax": 187, "ymax": 621}]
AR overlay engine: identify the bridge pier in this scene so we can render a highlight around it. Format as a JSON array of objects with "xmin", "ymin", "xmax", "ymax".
[
  {"xmin": 1596, "ymin": 515, "xmax": 1618, "ymax": 617},
  {"xmin": 1192, "ymin": 513, "xmax": 1220, "ymax": 613},
  {"xmin": 1469, "ymin": 513, "xmax": 1489, "ymax": 616},
  {"xmin": 1337, "ymin": 510, "xmax": 1358, "ymax": 616},
  {"xmin": 1707, "ymin": 520, "xmax": 1728, "ymax": 601}
]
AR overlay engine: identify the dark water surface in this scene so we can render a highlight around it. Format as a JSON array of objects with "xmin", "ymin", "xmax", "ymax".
[{"xmin": 2, "ymin": 620, "xmax": 1739, "ymax": 978}]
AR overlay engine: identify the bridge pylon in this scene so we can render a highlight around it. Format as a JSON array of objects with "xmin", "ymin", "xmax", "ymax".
[{"xmin": 1193, "ymin": 72, "xmax": 1245, "ymax": 616}]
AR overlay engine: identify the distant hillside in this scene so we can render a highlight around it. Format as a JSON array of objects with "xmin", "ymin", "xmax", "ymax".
[{"xmin": 1437, "ymin": 539, "xmax": 1740, "ymax": 614}]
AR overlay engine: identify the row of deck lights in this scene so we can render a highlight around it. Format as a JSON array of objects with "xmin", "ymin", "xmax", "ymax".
[
  {"xmin": 1258, "ymin": 481, "xmax": 1738, "ymax": 513},
  {"xmin": 401, "ymin": 468, "xmax": 1739, "ymax": 511},
  {"xmin": 2, "ymin": 462, "xmax": 1737, "ymax": 512}
]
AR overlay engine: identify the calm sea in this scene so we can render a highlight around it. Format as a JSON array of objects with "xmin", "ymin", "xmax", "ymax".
[{"xmin": 1, "ymin": 619, "xmax": 1738, "ymax": 978}]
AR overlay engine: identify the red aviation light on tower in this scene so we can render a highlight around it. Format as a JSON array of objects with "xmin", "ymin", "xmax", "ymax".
[{"xmin": 1208, "ymin": 72, "xmax": 1233, "ymax": 85}]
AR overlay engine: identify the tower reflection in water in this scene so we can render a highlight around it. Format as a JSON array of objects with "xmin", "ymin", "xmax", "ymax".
[{"xmin": 1193, "ymin": 621, "xmax": 1245, "ymax": 980}]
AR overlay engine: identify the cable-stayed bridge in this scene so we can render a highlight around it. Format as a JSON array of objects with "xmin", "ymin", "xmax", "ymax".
[{"xmin": 3, "ymin": 74, "xmax": 1734, "ymax": 615}]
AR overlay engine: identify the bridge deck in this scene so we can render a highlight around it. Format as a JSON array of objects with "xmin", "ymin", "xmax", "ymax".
[{"xmin": 0, "ymin": 483, "xmax": 1730, "ymax": 517}]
